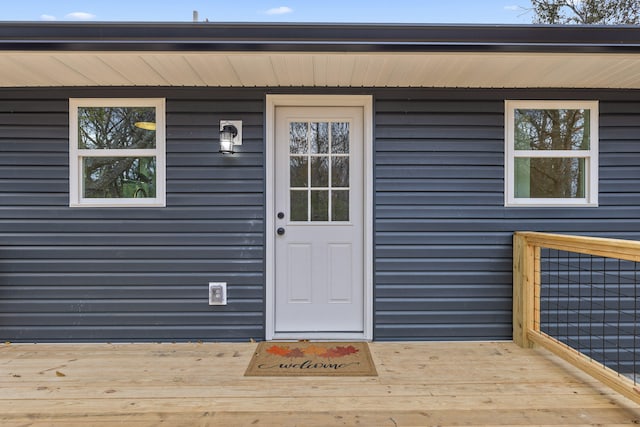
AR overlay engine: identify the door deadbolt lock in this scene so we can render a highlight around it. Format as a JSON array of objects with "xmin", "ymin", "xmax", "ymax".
[
  {"xmin": 277, "ymin": 212, "xmax": 285, "ymax": 219},
  {"xmin": 276, "ymin": 227, "xmax": 285, "ymax": 236}
]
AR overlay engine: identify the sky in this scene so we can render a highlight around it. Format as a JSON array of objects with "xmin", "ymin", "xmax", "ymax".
[{"xmin": 0, "ymin": 1, "xmax": 535, "ymax": 24}]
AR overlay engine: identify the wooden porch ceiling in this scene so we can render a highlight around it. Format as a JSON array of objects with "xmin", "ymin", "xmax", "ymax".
[
  {"xmin": 2, "ymin": 51, "xmax": 640, "ymax": 88},
  {"xmin": 1, "ymin": 341, "xmax": 639, "ymax": 426}
]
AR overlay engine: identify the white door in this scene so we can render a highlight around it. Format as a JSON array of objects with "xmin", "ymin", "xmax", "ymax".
[{"xmin": 274, "ymin": 106, "xmax": 364, "ymax": 337}]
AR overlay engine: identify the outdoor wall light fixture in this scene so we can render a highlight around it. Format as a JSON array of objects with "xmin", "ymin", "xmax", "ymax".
[{"xmin": 219, "ymin": 120, "xmax": 242, "ymax": 154}]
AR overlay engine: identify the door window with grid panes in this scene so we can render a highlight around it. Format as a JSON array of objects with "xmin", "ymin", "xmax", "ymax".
[{"xmin": 288, "ymin": 121, "xmax": 350, "ymax": 222}]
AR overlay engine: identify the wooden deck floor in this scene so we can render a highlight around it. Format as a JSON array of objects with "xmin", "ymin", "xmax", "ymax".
[{"xmin": 2, "ymin": 341, "xmax": 640, "ymax": 426}]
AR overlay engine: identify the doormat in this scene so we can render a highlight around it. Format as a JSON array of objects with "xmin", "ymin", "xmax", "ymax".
[{"xmin": 244, "ymin": 341, "xmax": 377, "ymax": 376}]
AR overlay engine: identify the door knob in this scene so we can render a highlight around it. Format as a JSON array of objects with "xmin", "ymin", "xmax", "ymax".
[{"xmin": 277, "ymin": 227, "xmax": 285, "ymax": 236}]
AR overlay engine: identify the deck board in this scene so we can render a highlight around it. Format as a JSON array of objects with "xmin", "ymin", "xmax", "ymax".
[{"xmin": 1, "ymin": 341, "xmax": 640, "ymax": 426}]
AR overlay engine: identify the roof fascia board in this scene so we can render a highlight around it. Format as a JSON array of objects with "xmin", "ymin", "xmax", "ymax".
[{"xmin": 0, "ymin": 22, "xmax": 639, "ymax": 54}]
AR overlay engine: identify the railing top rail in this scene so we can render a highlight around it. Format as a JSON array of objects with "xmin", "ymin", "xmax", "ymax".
[{"xmin": 514, "ymin": 231, "xmax": 640, "ymax": 263}]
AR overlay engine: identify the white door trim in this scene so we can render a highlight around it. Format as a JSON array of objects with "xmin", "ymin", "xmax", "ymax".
[{"xmin": 265, "ymin": 94, "xmax": 373, "ymax": 341}]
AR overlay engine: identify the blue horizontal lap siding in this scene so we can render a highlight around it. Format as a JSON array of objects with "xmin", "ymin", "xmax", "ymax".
[
  {"xmin": 0, "ymin": 89, "xmax": 265, "ymax": 342},
  {"xmin": 375, "ymin": 95, "xmax": 512, "ymax": 340},
  {"xmin": 374, "ymin": 90, "xmax": 640, "ymax": 342},
  {"xmin": 2, "ymin": 87, "xmax": 640, "ymax": 343}
]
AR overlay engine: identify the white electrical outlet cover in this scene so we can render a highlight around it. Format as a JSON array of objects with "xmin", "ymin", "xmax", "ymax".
[{"xmin": 208, "ymin": 282, "xmax": 227, "ymax": 305}]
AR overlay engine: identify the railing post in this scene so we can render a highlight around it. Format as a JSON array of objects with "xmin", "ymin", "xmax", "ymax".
[{"xmin": 513, "ymin": 232, "xmax": 535, "ymax": 348}]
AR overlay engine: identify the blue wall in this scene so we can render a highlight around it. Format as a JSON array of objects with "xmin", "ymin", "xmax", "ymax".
[{"xmin": 0, "ymin": 87, "xmax": 639, "ymax": 342}]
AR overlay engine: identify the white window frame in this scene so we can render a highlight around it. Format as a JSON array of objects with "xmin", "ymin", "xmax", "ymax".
[
  {"xmin": 69, "ymin": 98, "xmax": 166, "ymax": 207},
  {"xmin": 505, "ymin": 100, "xmax": 599, "ymax": 207}
]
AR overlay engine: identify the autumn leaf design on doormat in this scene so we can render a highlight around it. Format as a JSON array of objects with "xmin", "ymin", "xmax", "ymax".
[
  {"xmin": 245, "ymin": 342, "xmax": 378, "ymax": 376},
  {"xmin": 266, "ymin": 344, "xmax": 359, "ymax": 359}
]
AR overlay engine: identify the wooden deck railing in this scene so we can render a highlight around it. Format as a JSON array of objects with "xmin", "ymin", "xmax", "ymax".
[{"xmin": 513, "ymin": 231, "xmax": 640, "ymax": 404}]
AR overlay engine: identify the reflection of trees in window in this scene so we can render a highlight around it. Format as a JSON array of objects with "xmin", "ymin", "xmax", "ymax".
[
  {"xmin": 310, "ymin": 122, "xmax": 329, "ymax": 154},
  {"xmin": 79, "ymin": 107, "xmax": 155, "ymax": 149},
  {"xmin": 331, "ymin": 122, "xmax": 349, "ymax": 154},
  {"xmin": 515, "ymin": 109, "xmax": 588, "ymax": 198},
  {"xmin": 78, "ymin": 107, "xmax": 156, "ymax": 199},
  {"xmin": 311, "ymin": 157, "xmax": 329, "ymax": 187},
  {"xmin": 289, "ymin": 157, "xmax": 308, "ymax": 187},
  {"xmin": 331, "ymin": 157, "xmax": 349, "ymax": 188},
  {"xmin": 289, "ymin": 122, "xmax": 308, "ymax": 154},
  {"xmin": 288, "ymin": 120, "xmax": 351, "ymax": 221},
  {"xmin": 84, "ymin": 157, "xmax": 156, "ymax": 199}
]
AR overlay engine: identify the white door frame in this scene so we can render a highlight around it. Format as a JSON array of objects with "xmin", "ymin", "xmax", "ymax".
[{"xmin": 265, "ymin": 94, "xmax": 373, "ymax": 341}]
